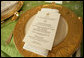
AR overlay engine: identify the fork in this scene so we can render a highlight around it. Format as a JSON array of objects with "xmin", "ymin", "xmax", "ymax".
[{"xmin": 5, "ymin": 12, "xmax": 19, "ymax": 45}]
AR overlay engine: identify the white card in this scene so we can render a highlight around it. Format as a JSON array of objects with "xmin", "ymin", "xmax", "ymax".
[
  {"xmin": 23, "ymin": 9, "xmax": 60, "ymax": 42},
  {"xmin": 23, "ymin": 12, "xmax": 60, "ymax": 42},
  {"xmin": 23, "ymin": 12, "xmax": 60, "ymax": 50}
]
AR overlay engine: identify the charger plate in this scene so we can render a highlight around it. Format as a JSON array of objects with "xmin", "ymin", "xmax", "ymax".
[
  {"xmin": 13, "ymin": 4, "xmax": 83, "ymax": 57},
  {"xmin": 1, "ymin": 1, "xmax": 24, "ymax": 21}
]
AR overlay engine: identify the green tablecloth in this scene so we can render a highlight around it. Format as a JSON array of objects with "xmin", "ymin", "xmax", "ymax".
[{"xmin": 1, "ymin": 1, "xmax": 83, "ymax": 57}]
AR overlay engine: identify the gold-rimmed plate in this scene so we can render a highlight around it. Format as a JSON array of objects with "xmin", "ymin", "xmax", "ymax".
[{"xmin": 13, "ymin": 4, "xmax": 83, "ymax": 57}]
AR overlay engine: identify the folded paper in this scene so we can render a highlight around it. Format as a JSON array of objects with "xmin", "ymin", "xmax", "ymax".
[{"xmin": 23, "ymin": 8, "xmax": 60, "ymax": 57}]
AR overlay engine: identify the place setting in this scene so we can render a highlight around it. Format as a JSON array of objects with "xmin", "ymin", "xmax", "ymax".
[{"xmin": 1, "ymin": 1, "xmax": 83, "ymax": 57}]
